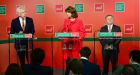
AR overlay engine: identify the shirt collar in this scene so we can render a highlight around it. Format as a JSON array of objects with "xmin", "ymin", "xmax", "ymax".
[
  {"xmin": 107, "ymin": 24, "xmax": 113, "ymax": 27},
  {"xmin": 131, "ymin": 62, "xmax": 140, "ymax": 67},
  {"xmin": 132, "ymin": 62, "xmax": 140, "ymax": 65},
  {"xmin": 19, "ymin": 16, "xmax": 26, "ymax": 20},
  {"xmin": 68, "ymin": 18, "xmax": 78, "ymax": 23},
  {"xmin": 80, "ymin": 57, "xmax": 88, "ymax": 60}
]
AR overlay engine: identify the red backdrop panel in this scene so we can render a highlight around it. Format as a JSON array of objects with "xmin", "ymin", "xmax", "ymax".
[{"xmin": 0, "ymin": 0, "xmax": 140, "ymax": 72}]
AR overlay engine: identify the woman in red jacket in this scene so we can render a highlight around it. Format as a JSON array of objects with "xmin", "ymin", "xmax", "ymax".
[{"xmin": 62, "ymin": 6, "xmax": 85, "ymax": 62}]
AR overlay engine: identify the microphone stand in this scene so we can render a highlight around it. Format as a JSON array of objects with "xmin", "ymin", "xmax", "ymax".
[
  {"xmin": 93, "ymin": 30, "xmax": 99, "ymax": 64},
  {"xmin": 51, "ymin": 33, "xmax": 54, "ymax": 75},
  {"xmin": 30, "ymin": 33, "xmax": 34, "ymax": 64},
  {"xmin": 8, "ymin": 34, "xmax": 10, "ymax": 64}
]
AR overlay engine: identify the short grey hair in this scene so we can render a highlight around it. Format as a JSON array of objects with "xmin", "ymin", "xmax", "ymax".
[{"xmin": 16, "ymin": 6, "xmax": 26, "ymax": 14}]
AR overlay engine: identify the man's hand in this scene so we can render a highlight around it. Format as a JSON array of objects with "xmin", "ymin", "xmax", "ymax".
[
  {"xmin": 105, "ymin": 44, "xmax": 113, "ymax": 50},
  {"xmin": 19, "ymin": 31, "xmax": 23, "ymax": 34}
]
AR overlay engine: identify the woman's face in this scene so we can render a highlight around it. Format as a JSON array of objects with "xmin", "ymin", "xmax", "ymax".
[{"xmin": 66, "ymin": 12, "xmax": 72, "ymax": 18}]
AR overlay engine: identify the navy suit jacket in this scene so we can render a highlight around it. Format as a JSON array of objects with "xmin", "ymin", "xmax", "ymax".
[
  {"xmin": 22, "ymin": 64, "xmax": 53, "ymax": 75},
  {"xmin": 10, "ymin": 17, "xmax": 35, "ymax": 49},
  {"xmin": 65, "ymin": 59, "xmax": 101, "ymax": 75},
  {"xmin": 10, "ymin": 17, "xmax": 35, "ymax": 34},
  {"xmin": 81, "ymin": 59, "xmax": 101, "ymax": 75}
]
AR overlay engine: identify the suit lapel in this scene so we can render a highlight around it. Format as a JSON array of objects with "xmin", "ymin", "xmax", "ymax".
[
  {"xmin": 111, "ymin": 24, "xmax": 115, "ymax": 32},
  {"xmin": 17, "ymin": 17, "xmax": 23, "ymax": 31},
  {"xmin": 104, "ymin": 25, "xmax": 108, "ymax": 32}
]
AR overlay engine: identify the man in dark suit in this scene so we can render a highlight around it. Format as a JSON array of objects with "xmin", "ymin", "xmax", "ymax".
[
  {"xmin": 10, "ymin": 6, "xmax": 35, "ymax": 65},
  {"xmin": 99, "ymin": 15, "xmax": 121, "ymax": 75},
  {"xmin": 65, "ymin": 47, "xmax": 101, "ymax": 75},
  {"xmin": 80, "ymin": 47, "xmax": 101, "ymax": 75},
  {"xmin": 22, "ymin": 48, "xmax": 53, "ymax": 75},
  {"xmin": 113, "ymin": 50, "xmax": 140, "ymax": 75}
]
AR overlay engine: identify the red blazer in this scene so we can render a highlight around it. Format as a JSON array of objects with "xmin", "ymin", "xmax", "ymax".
[
  {"xmin": 63, "ymin": 18, "xmax": 85, "ymax": 39},
  {"xmin": 62, "ymin": 18, "xmax": 85, "ymax": 51}
]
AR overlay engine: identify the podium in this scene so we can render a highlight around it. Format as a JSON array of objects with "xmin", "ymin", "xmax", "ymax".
[
  {"xmin": 55, "ymin": 32, "xmax": 79, "ymax": 75},
  {"xmin": 55, "ymin": 32, "xmax": 79, "ymax": 38},
  {"xmin": 10, "ymin": 34, "xmax": 33, "ymax": 51},
  {"xmin": 55, "ymin": 32, "xmax": 80, "ymax": 50},
  {"xmin": 98, "ymin": 32, "xmax": 122, "ymax": 40},
  {"xmin": 92, "ymin": 32, "xmax": 122, "ymax": 63},
  {"xmin": 98, "ymin": 32, "xmax": 122, "ymax": 50},
  {"xmin": 9, "ymin": 33, "xmax": 34, "ymax": 64},
  {"xmin": 10, "ymin": 34, "xmax": 33, "ymax": 38}
]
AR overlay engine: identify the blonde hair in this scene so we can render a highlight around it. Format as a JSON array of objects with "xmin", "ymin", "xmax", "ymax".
[{"xmin": 16, "ymin": 6, "xmax": 26, "ymax": 14}]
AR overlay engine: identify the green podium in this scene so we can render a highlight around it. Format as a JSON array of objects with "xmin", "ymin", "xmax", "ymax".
[
  {"xmin": 10, "ymin": 34, "xmax": 33, "ymax": 38},
  {"xmin": 98, "ymin": 32, "xmax": 122, "ymax": 37},
  {"xmin": 55, "ymin": 32, "xmax": 79, "ymax": 38},
  {"xmin": 9, "ymin": 33, "xmax": 33, "ymax": 64},
  {"xmin": 98, "ymin": 32, "xmax": 122, "ymax": 39}
]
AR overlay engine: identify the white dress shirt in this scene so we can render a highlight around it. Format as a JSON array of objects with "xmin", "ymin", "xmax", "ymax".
[
  {"xmin": 131, "ymin": 62, "xmax": 140, "ymax": 67},
  {"xmin": 107, "ymin": 24, "xmax": 113, "ymax": 32},
  {"xmin": 19, "ymin": 17, "xmax": 26, "ymax": 28},
  {"xmin": 80, "ymin": 57, "xmax": 88, "ymax": 60}
]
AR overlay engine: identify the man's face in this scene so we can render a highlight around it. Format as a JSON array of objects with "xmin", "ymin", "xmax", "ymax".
[
  {"xmin": 129, "ymin": 57, "xmax": 133, "ymax": 64},
  {"xmin": 19, "ymin": 10, "xmax": 26, "ymax": 18},
  {"xmin": 106, "ymin": 16, "xmax": 114, "ymax": 25},
  {"xmin": 66, "ymin": 12, "xmax": 72, "ymax": 18}
]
